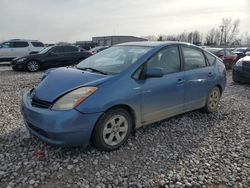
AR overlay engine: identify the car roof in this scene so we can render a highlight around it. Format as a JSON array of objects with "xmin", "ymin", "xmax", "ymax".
[
  {"xmin": 205, "ymin": 48, "xmax": 223, "ymax": 52},
  {"xmin": 117, "ymin": 41, "xmax": 197, "ymax": 47},
  {"xmin": 6, "ymin": 39, "xmax": 43, "ymax": 42}
]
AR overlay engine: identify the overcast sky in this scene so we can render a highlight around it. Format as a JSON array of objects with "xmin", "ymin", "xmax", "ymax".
[{"xmin": 0, "ymin": 0, "xmax": 249, "ymax": 43}]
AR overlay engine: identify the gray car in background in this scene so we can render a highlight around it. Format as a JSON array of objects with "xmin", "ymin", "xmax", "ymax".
[{"xmin": 0, "ymin": 39, "xmax": 45, "ymax": 62}]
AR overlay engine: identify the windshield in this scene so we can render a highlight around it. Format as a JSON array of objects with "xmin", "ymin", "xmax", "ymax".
[
  {"xmin": 38, "ymin": 46, "xmax": 53, "ymax": 54},
  {"xmin": 76, "ymin": 46, "xmax": 152, "ymax": 74}
]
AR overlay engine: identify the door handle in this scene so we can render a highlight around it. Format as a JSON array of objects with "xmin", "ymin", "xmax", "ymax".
[
  {"xmin": 177, "ymin": 78, "xmax": 184, "ymax": 85},
  {"xmin": 208, "ymin": 72, "xmax": 213, "ymax": 77}
]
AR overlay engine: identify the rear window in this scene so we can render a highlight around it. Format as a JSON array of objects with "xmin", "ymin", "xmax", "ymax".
[
  {"xmin": 31, "ymin": 42, "xmax": 44, "ymax": 47},
  {"xmin": 13, "ymin": 42, "xmax": 29, "ymax": 48}
]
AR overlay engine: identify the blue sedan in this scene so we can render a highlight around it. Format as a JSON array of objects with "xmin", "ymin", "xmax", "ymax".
[{"xmin": 21, "ymin": 42, "xmax": 226, "ymax": 151}]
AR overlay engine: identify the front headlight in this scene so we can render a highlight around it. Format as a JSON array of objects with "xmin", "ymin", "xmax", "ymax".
[
  {"xmin": 235, "ymin": 60, "xmax": 243, "ymax": 67},
  {"xmin": 17, "ymin": 57, "xmax": 27, "ymax": 62},
  {"xmin": 51, "ymin": 87, "xmax": 97, "ymax": 111}
]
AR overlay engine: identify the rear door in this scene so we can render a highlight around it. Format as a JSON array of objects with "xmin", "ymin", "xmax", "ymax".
[
  {"xmin": 181, "ymin": 45, "xmax": 216, "ymax": 111},
  {"xmin": 141, "ymin": 46, "xmax": 185, "ymax": 124},
  {"xmin": 12, "ymin": 41, "xmax": 30, "ymax": 57},
  {"xmin": 63, "ymin": 46, "xmax": 80, "ymax": 66}
]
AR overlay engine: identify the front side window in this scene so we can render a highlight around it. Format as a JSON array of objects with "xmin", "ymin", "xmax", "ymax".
[
  {"xmin": 182, "ymin": 46, "xmax": 206, "ymax": 70},
  {"xmin": 51, "ymin": 47, "xmax": 65, "ymax": 54},
  {"xmin": 38, "ymin": 46, "xmax": 53, "ymax": 54},
  {"xmin": 147, "ymin": 46, "xmax": 180, "ymax": 74},
  {"xmin": 13, "ymin": 42, "xmax": 29, "ymax": 48},
  {"xmin": 77, "ymin": 46, "xmax": 152, "ymax": 74}
]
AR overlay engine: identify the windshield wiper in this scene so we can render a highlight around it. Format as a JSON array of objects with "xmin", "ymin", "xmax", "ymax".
[{"xmin": 76, "ymin": 66, "xmax": 107, "ymax": 75}]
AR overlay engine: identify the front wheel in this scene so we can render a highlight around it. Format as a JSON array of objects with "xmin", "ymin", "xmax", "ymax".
[
  {"xmin": 92, "ymin": 108, "xmax": 132, "ymax": 151},
  {"xmin": 203, "ymin": 87, "xmax": 221, "ymax": 113},
  {"xmin": 26, "ymin": 60, "xmax": 40, "ymax": 72}
]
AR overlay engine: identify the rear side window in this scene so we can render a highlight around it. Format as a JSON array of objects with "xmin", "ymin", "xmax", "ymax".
[
  {"xmin": 64, "ymin": 46, "xmax": 79, "ymax": 53},
  {"xmin": 147, "ymin": 46, "xmax": 181, "ymax": 74},
  {"xmin": 182, "ymin": 47, "xmax": 206, "ymax": 70},
  {"xmin": 204, "ymin": 51, "xmax": 216, "ymax": 65},
  {"xmin": 31, "ymin": 42, "xmax": 44, "ymax": 47},
  {"xmin": 13, "ymin": 42, "xmax": 29, "ymax": 48},
  {"xmin": 0, "ymin": 42, "xmax": 12, "ymax": 48}
]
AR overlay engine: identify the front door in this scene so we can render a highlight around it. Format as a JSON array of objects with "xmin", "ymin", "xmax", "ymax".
[
  {"xmin": 141, "ymin": 46, "xmax": 185, "ymax": 124},
  {"xmin": 43, "ymin": 46, "xmax": 66, "ymax": 68}
]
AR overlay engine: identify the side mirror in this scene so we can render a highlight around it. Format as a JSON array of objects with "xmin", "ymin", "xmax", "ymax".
[{"xmin": 145, "ymin": 67, "xmax": 164, "ymax": 78}]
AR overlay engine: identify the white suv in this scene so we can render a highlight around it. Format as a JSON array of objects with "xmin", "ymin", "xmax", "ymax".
[{"xmin": 0, "ymin": 39, "xmax": 45, "ymax": 62}]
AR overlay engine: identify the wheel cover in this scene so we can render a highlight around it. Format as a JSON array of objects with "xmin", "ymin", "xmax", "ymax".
[
  {"xmin": 27, "ymin": 61, "xmax": 39, "ymax": 71},
  {"xmin": 208, "ymin": 89, "xmax": 220, "ymax": 110},
  {"xmin": 103, "ymin": 115, "xmax": 129, "ymax": 146}
]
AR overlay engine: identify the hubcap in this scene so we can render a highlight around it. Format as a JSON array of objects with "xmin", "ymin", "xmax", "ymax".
[
  {"xmin": 208, "ymin": 89, "xmax": 220, "ymax": 110},
  {"xmin": 27, "ymin": 61, "xmax": 39, "ymax": 71},
  {"xmin": 103, "ymin": 115, "xmax": 128, "ymax": 146}
]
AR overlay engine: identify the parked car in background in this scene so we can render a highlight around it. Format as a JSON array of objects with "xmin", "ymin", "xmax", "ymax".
[
  {"xmin": 232, "ymin": 56, "xmax": 250, "ymax": 84},
  {"xmin": 233, "ymin": 47, "xmax": 250, "ymax": 54},
  {"xmin": 88, "ymin": 46, "xmax": 109, "ymax": 54},
  {"xmin": 206, "ymin": 48, "xmax": 237, "ymax": 69},
  {"xmin": 233, "ymin": 47, "xmax": 250, "ymax": 61},
  {"xmin": 21, "ymin": 41, "xmax": 226, "ymax": 151},
  {"xmin": 0, "ymin": 39, "xmax": 45, "ymax": 62},
  {"xmin": 12, "ymin": 45, "xmax": 92, "ymax": 72},
  {"xmin": 246, "ymin": 52, "xmax": 250, "ymax": 56}
]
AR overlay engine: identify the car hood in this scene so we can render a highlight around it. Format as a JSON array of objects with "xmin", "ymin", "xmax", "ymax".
[
  {"xmin": 34, "ymin": 67, "xmax": 112, "ymax": 102},
  {"xmin": 242, "ymin": 56, "xmax": 250, "ymax": 62}
]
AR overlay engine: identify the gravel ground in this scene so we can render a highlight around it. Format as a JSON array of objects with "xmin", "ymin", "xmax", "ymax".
[{"xmin": 0, "ymin": 66, "xmax": 249, "ymax": 188}]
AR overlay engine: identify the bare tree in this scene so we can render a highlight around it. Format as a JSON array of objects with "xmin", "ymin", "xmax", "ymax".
[
  {"xmin": 143, "ymin": 35, "xmax": 158, "ymax": 41},
  {"xmin": 242, "ymin": 33, "xmax": 250, "ymax": 45},
  {"xmin": 165, "ymin": 35, "xmax": 178, "ymax": 41},
  {"xmin": 187, "ymin": 32, "xmax": 193, "ymax": 43},
  {"xmin": 192, "ymin": 30, "xmax": 202, "ymax": 45},
  {"xmin": 220, "ymin": 18, "xmax": 240, "ymax": 46},
  {"xmin": 157, "ymin": 36, "xmax": 163, "ymax": 41},
  {"xmin": 177, "ymin": 32, "xmax": 188, "ymax": 42},
  {"xmin": 205, "ymin": 28, "xmax": 221, "ymax": 46}
]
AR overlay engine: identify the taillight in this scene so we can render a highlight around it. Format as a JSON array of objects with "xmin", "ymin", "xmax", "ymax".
[{"xmin": 87, "ymin": 51, "xmax": 94, "ymax": 56}]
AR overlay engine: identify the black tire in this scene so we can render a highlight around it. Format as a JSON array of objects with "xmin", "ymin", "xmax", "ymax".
[
  {"xmin": 92, "ymin": 108, "xmax": 132, "ymax": 151},
  {"xmin": 203, "ymin": 86, "xmax": 221, "ymax": 113},
  {"xmin": 26, "ymin": 60, "xmax": 40, "ymax": 72}
]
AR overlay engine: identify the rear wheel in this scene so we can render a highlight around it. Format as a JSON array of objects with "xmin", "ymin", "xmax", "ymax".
[
  {"xmin": 93, "ymin": 108, "xmax": 132, "ymax": 151},
  {"xmin": 203, "ymin": 87, "xmax": 221, "ymax": 113},
  {"xmin": 27, "ymin": 60, "xmax": 40, "ymax": 72}
]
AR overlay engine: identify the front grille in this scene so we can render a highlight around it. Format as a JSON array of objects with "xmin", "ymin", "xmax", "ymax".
[
  {"xmin": 31, "ymin": 97, "xmax": 52, "ymax": 109},
  {"xmin": 27, "ymin": 122, "xmax": 49, "ymax": 138}
]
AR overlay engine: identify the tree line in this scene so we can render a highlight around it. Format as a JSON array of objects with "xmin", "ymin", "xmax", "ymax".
[{"xmin": 144, "ymin": 18, "xmax": 250, "ymax": 47}]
